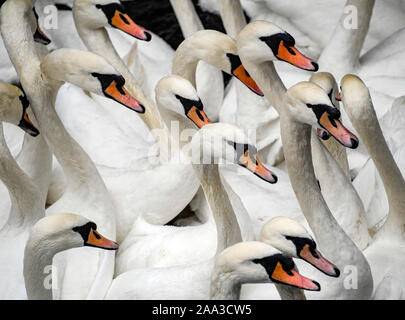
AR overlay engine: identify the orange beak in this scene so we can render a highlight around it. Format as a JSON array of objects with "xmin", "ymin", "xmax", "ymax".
[
  {"xmin": 271, "ymin": 262, "xmax": 320, "ymax": 291},
  {"xmin": 299, "ymin": 244, "xmax": 340, "ymax": 277},
  {"xmin": 239, "ymin": 150, "xmax": 277, "ymax": 184},
  {"xmin": 277, "ymin": 41, "xmax": 318, "ymax": 71},
  {"xmin": 186, "ymin": 106, "xmax": 212, "ymax": 128},
  {"xmin": 319, "ymin": 112, "xmax": 359, "ymax": 149},
  {"xmin": 110, "ymin": 10, "xmax": 151, "ymax": 41},
  {"xmin": 104, "ymin": 80, "xmax": 145, "ymax": 113},
  {"xmin": 232, "ymin": 64, "xmax": 264, "ymax": 96},
  {"xmin": 85, "ymin": 228, "xmax": 119, "ymax": 250}
]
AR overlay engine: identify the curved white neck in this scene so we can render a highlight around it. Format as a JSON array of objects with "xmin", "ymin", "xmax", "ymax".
[
  {"xmin": 280, "ymin": 118, "xmax": 374, "ymax": 300},
  {"xmin": 23, "ymin": 235, "xmax": 72, "ymax": 300},
  {"xmin": 311, "ymin": 131, "xmax": 370, "ymax": 249},
  {"xmin": 347, "ymin": 99, "xmax": 405, "ymax": 236},
  {"xmin": 280, "ymin": 119, "xmax": 356, "ymax": 251},
  {"xmin": 319, "ymin": 0, "xmax": 375, "ymax": 79},
  {"xmin": 170, "ymin": 0, "xmax": 203, "ymax": 38},
  {"xmin": 172, "ymin": 37, "xmax": 214, "ymax": 88},
  {"xmin": 239, "ymin": 57, "xmax": 286, "ymax": 115},
  {"xmin": 219, "ymin": 0, "xmax": 247, "ymax": 39},
  {"xmin": 1, "ymin": 0, "xmax": 107, "ymax": 198},
  {"xmin": 0, "ymin": 124, "xmax": 44, "ymax": 228},
  {"xmin": 194, "ymin": 164, "xmax": 242, "ymax": 254},
  {"xmin": 73, "ymin": 13, "xmax": 165, "ymax": 133},
  {"xmin": 210, "ymin": 270, "xmax": 241, "ymax": 300}
]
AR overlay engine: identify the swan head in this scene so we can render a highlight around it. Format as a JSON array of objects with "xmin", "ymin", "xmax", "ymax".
[
  {"xmin": 191, "ymin": 123, "xmax": 277, "ymax": 184},
  {"xmin": 260, "ymin": 217, "xmax": 340, "ymax": 277},
  {"xmin": 40, "ymin": 49, "xmax": 145, "ymax": 113},
  {"xmin": 214, "ymin": 241, "xmax": 320, "ymax": 291},
  {"xmin": 155, "ymin": 75, "xmax": 211, "ymax": 128},
  {"xmin": 177, "ymin": 30, "xmax": 263, "ymax": 96},
  {"xmin": 0, "ymin": 83, "xmax": 39, "ymax": 137},
  {"xmin": 236, "ymin": 21, "xmax": 318, "ymax": 71},
  {"xmin": 28, "ymin": 214, "xmax": 119, "ymax": 253},
  {"xmin": 73, "ymin": 0, "xmax": 151, "ymax": 41},
  {"xmin": 286, "ymin": 81, "xmax": 359, "ymax": 149},
  {"xmin": 310, "ymin": 72, "xmax": 340, "ymax": 140},
  {"xmin": 338, "ymin": 74, "xmax": 371, "ymax": 120}
]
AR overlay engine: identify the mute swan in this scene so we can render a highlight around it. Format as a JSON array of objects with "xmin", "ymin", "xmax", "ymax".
[
  {"xmin": 308, "ymin": 72, "xmax": 370, "ymax": 250},
  {"xmin": 0, "ymin": 83, "xmax": 44, "ymax": 299},
  {"xmin": 107, "ymin": 240, "xmax": 319, "ymax": 300},
  {"xmin": 72, "ymin": 0, "xmax": 166, "ymax": 132},
  {"xmin": 242, "ymin": 216, "xmax": 340, "ymax": 300},
  {"xmin": 71, "ymin": 0, "xmax": 207, "ymax": 239},
  {"xmin": 232, "ymin": 22, "xmax": 374, "ymax": 296},
  {"xmin": 170, "ymin": 0, "xmax": 224, "ymax": 122},
  {"xmin": 0, "ymin": 1, "xmax": 140, "ymax": 298},
  {"xmin": 24, "ymin": 214, "xmax": 118, "ymax": 300},
  {"xmin": 309, "ymin": 72, "xmax": 350, "ymax": 178},
  {"xmin": 115, "ymin": 79, "xmax": 275, "ymax": 274},
  {"xmin": 217, "ymin": 0, "xmax": 284, "ymax": 166},
  {"xmin": 340, "ymin": 74, "xmax": 405, "ymax": 299},
  {"xmin": 172, "ymin": 29, "xmax": 264, "ymax": 98},
  {"xmin": 279, "ymin": 82, "xmax": 373, "ymax": 299}
]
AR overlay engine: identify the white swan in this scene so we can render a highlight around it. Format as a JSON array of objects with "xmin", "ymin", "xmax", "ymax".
[
  {"xmin": 228, "ymin": 22, "xmax": 374, "ymax": 296},
  {"xmin": 0, "ymin": 83, "xmax": 44, "ymax": 299},
  {"xmin": 71, "ymin": 0, "xmax": 209, "ymax": 241},
  {"xmin": 279, "ymin": 82, "xmax": 373, "ymax": 299},
  {"xmin": 242, "ymin": 216, "xmax": 340, "ymax": 300},
  {"xmin": 108, "ymin": 240, "xmax": 320, "ymax": 299},
  {"xmin": 115, "ymin": 78, "xmax": 275, "ymax": 274},
  {"xmin": 24, "ymin": 214, "xmax": 118, "ymax": 300},
  {"xmin": 1, "ymin": 2, "xmax": 139, "ymax": 298},
  {"xmin": 72, "ymin": 0, "xmax": 165, "ymax": 132},
  {"xmin": 308, "ymin": 72, "xmax": 370, "ymax": 250},
  {"xmin": 309, "ymin": 72, "xmax": 350, "ymax": 178},
  {"xmin": 170, "ymin": 0, "xmax": 224, "ymax": 121},
  {"xmin": 172, "ymin": 29, "xmax": 264, "ymax": 98},
  {"xmin": 340, "ymin": 74, "xmax": 405, "ymax": 299}
]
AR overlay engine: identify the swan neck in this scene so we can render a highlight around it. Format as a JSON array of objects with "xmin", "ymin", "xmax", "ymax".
[
  {"xmin": 241, "ymin": 59, "xmax": 286, "ymax": 114},
  {"xmin": 172, "ymin": 40, "xmax": 206, "ymax": 88},
  {"xmin": 275, "ymin": 284, "xmax": 306, "ymax": 300},
  {"xmin": 210, "ymin": 268, "xmax": 242, "ymax": 300},
  {"xmin": 2, "ymin": 2, "xmax": 107, "ymax": 194},
  {"xmin": 23, "ymin": 236, "xmax": 69, "ymax": 300},
  {"xmin": 73, "ymin": 16, "xmax": 165, "ymax": 133},
  {"xmin": 219, "ymin": 0, "xmax": 247, "ymax": 39},
  {"xmin": 170, "ymin": 0, "xmax": 203, "ymax": 38},
  {"xmin": 280, "ymin": 118, "xmax": 350, "ymax": 250},
  {"xmin": 319, "ymin": 0, "xmax": 375, "ymax": 77},
  {"xmin": 0, "ymin": 124, "xmax": 44, "ymax": 228},
  {"xmin": 194, "ymin": 164, "xmax": 242, "ymax": 254},
  {"xmin": 349, "ymin": 101, "xmax": 405, "ymax": 229}
]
